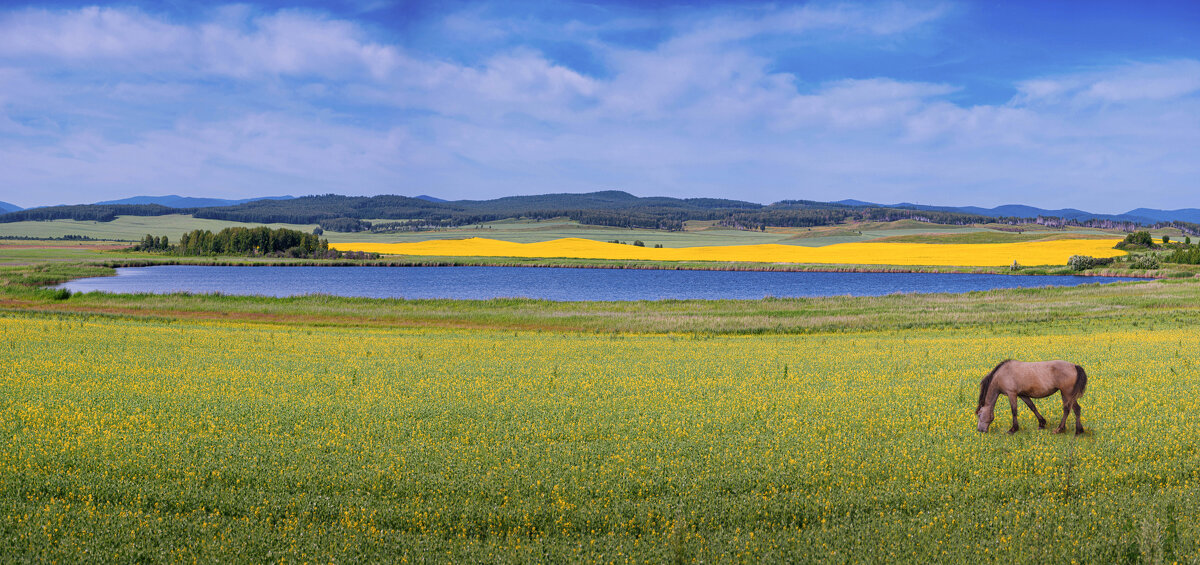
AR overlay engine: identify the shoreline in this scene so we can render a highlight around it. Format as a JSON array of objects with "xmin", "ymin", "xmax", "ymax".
[{"xmin": 90, "ymin": 254, "xmax": 1160, "ymax": 279}]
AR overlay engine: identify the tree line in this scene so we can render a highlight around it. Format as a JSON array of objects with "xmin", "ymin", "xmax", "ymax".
[
  {"xmin": 133, "ymin": 227, "xmax": 338, "ymax": 259},
  {"xmin": 7, "ymin": 192, "xmax": 1200, "ymax": 236},
  {"xmin": 0, "ymin": 204, "xmax": 191, "ymax": 223}
]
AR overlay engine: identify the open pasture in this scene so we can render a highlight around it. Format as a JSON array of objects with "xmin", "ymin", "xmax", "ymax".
[
  {"xmin": 2, "ymin": 310, "xmax": 1198, "ymax": 562},
  {"xmin": 0, "ymin": 214, "xmax": 1131, "ymax": 249}
]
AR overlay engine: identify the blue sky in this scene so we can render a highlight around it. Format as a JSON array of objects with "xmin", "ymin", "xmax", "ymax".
[{"xmin": 1, "ymin": 1, "xmax": 1199, "ymax": 211}]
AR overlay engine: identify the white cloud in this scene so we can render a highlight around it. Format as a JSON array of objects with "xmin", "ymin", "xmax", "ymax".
[
  {"xmin": 198, "ymin": 11, "xmax": 403, "ymax": 79},
  {"xmin": 0, "ymin": 6, "xmax": 403, "ymax": 80},
  {"xmin": 0, "ymin": 6, "xmax": 184, "ymax": 60},
  {"xmin": 1015, "ymin": 59, "xmax": 1200, "ymax": 106},
  {"xmin": 780, "ymin": 78, "xmax": 958, "ymax": 130},
  {"xmin": 1, "ymin": 3, "xmax": 1199, "ymax": 211},
  {"xmin": 664, "ymin": 2, "xmax": 950, "ymax": 49}
]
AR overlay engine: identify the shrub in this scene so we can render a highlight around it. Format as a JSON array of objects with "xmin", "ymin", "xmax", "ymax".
[
  {"xmin": 1067, "ymin": 255, "xmax": 1113, "ymax": 271},
  {"xmin": 1164, "ymin": 245, "xmax": 1200, "ymax": 265},
  {"xmin": 1116, "ymin": 231, "xmax": 1155, "ymax": 250},
  {"xmin": 1130, "ymin": 254, "xmax": 1160, "ymax": 270}
]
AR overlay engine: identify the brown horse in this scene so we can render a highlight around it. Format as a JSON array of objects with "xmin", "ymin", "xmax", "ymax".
[{"xmin": 976, "ymin": 360, "xmax": 1087, "ymax": 434}]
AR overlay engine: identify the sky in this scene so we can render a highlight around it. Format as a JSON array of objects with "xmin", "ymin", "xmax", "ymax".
[{"xmin": 1, "ymin": 1, "xmax": 1199, "ymax": 211}]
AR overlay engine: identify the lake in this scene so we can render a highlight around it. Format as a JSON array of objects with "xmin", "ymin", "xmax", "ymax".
[{"xmin": 56, "ymin": 265, "xmax": 1146, "ymax": 301}]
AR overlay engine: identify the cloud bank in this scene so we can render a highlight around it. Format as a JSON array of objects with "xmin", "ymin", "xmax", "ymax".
[{"xmin": 0, "ymin": 2, "xmax": 1198, "ymax": 210}]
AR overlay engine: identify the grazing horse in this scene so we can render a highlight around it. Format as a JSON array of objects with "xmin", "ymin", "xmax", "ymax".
[{"xmin": 976, "ymin": 360, "xmax": 1087, "ymax": 435}]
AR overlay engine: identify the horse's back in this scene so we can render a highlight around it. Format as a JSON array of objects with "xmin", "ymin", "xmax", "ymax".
[{"xmin": 998, "ymin": 360, "xmax": 1077, "ymax": 398}]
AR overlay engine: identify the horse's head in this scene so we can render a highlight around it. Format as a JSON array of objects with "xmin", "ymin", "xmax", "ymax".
[
  {"xmin": 975, "ymin": 362, "xmax": 1006, "ymax": 433},
  {"xmin": 976, "ymin": 404, "xmax": 994, "ymax": 432}
]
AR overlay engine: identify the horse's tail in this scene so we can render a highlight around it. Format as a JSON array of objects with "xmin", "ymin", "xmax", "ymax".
[
  {"xmin": 978, "ymin": 360, "xmax": 1010, "ymax": 411},
  {"xmin": 1073, "ymin": 365, "xmax": 1088, "ymax": 397}
]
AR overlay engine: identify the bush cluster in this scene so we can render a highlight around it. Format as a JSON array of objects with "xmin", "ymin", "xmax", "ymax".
[
  {"xmin": 1164, "ymin": 245, "xmax": 1200, "ymax": 265},
  {"xmin": 131, "ymin": 227, "xmax": 341, "ymax": 259},
  {"xmin": 1067, "ymin": 255, "xmax": 1114, "ymax": 271},
  {"xmin": 1129, "ymin": 254, "xmax": 1161, "ymax": 270},
  {"xmin": 1115, "ymin": 231, "xmax": 1156, "ymax": 250}
]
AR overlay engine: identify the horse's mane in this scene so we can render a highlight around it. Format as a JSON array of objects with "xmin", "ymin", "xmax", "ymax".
[{"xmin": 977, "ymin": 360, "xmax": 1012, "ymax": 411}]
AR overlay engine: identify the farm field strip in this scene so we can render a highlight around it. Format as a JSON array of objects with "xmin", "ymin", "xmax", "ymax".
[
  {"xmin": 0, "ymin": 215, "xmax": 1132, "ymax": 249},
  {"xmin": 333, "ymin": 237, "xmax": 1128, "ymax": 267},
  {"xmin": 2, "ymin": 312, "xmax": 1198, "ymax": 562}
]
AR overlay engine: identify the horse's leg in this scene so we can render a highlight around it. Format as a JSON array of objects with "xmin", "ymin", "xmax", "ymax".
[
  {"xmin": 1020, "ymin": 395, "xmax": 1047, "ymax": 429},
  {"xmin": 1006, "ymin": 393, "xmax": 1020, "ymax": 434},
  {"xmin": 1053, "ymin": 393, "xmax": 1071, "ymax": 434},
  {"xmin": 1073, "ymin": 401, "xmax": 1084, "ymax": 435}
]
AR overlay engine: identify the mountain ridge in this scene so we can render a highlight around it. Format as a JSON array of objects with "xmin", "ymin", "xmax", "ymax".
[
  {"xmin": 94, "ymin": 195, "xmax": 295, "ymax": 208},
  {"xmin": 3, "ymin": 191, "xmax": 1199, "ymax": 229},
  {"xmin": 833, "ymin": 200, "xmax": 1200, "ymax": 224}
]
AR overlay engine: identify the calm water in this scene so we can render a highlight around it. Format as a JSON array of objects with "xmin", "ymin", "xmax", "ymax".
[{"xmin": 56, "ymin": 265, "xmax": 1144, "ymax": 301}]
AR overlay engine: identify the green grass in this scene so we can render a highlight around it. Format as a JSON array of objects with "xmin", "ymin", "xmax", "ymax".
[
  {"xmin": 2, "ymin": 304, "xmax": 1199, "ymax": 562},
  {"xmin": 0, "ymin": 254, "xmax": 1184, "ymax": 336},
  {"xmin": 0, "ymin": 215, "xmax": 319, "ymax": 242},
  {"xmin": 871, "ymin": 232, "xmax": 1118, "ymax": 244},
  {"xmin": 1, "ymin": 241, "xmax": 1199, "ymax": 562}
]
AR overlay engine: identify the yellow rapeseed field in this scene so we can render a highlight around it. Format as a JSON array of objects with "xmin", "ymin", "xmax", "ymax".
[
  {"xmin": 2, "ymin": 310, "xmax": 1197, "ymax": 562},
  {"xmin": 331, "ymin": 237, "xmax": 1127, "ymax": 267}
]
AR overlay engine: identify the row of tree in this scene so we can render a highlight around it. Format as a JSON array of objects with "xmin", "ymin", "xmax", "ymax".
[
  {"xmin": 0, "ymin": 204, "xmax": 188, "ymax": 223},
  {"xmin": 134, "ymin": 227, "xmax": 336, "ymax": 258}
]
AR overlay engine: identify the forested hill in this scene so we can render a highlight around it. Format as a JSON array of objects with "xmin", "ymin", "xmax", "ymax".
[
  {"xmin": 194, "ymin": 192, "xmax": 788, "ymax": 231},
  {"xmin": 0, "ymin": 191, "xmax": 993, "ymax": 232},
  {"xmin": 0, "ymin": 204, "xmax": 194, "ymax": 223}
]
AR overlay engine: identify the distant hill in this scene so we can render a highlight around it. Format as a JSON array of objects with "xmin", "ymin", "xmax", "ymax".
[
  {"xmin": 184, "ymin": 191, "xmax": 772, "ymax": 231},
  {"xmin": 841, "ymin": 200, "xmax": 1199, "ymax": 225},
  {"xmin": 832, "ymin": 199, "xmax": 877, "ymax": 207},
  {"xmin": 3, "ymin": 190, "xmax": 984, "ymax": 231},
  {"xmin": 0, "ymin": 200, "xmax": 21, "ymax": 213},
  {"xmin": 1124, "ymin": 208, "xmax": 1200, "ymax": 224},
  {"xmin": 0, "ymin": 204, "xmax": 190, "ymax": 223},
  {"xmin": 3, "ymin": 190, "xmax": 1197, "ymax": 233},
  {"xmin": 179, "ymin": 191, "xmax": 986, "ymax": 231},
  {"xmin": 94, "ymin": 195, "xmax": 295, "ymax": 208}
]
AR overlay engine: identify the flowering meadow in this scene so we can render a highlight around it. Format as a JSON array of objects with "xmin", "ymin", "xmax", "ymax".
[
  {"xmin": 2, "ymin": 310, "xmax": 1197, "ymax": 562},
  {"xmin": 331, "ymin": 237, "xmax": 1126, "ymax": 267}
]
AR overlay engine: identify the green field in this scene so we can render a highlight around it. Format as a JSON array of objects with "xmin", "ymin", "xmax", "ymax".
[
  {"xmin": 0, "ymin": 214, "xmax": 1136, "ymax": 248},
  {"xmin": 3, "ymin": 294, "xmax": 1199, "ymax": 562},
  {"xmin": 1, "ymin": 233, "xmax": 1198, "ymax": 562}
]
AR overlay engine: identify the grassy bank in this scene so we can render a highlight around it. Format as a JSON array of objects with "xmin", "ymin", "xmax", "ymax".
[
  {"xmin": 1, "ymin": 264, "xmax": 1193, "ymax": 336},
  {"xmin": 1, "ymin": 242, "xmax": 1192, "ymax": 336}
]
